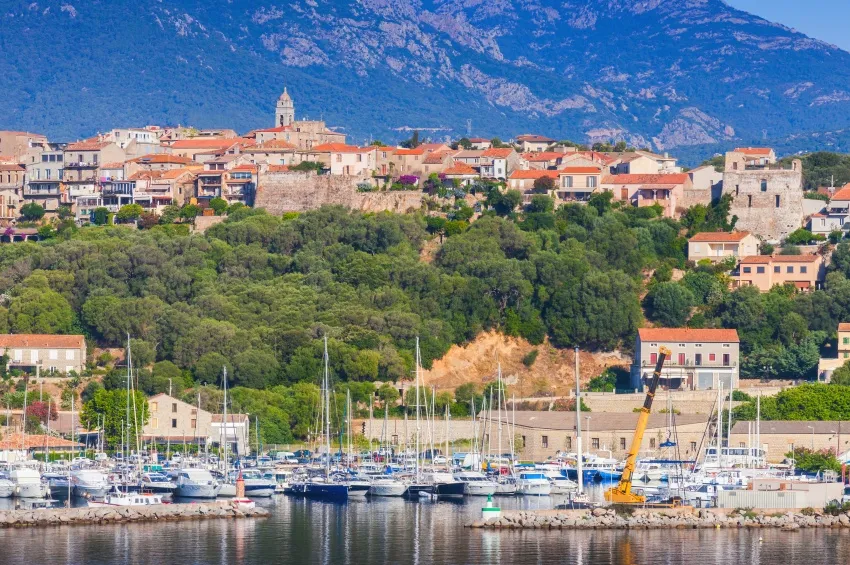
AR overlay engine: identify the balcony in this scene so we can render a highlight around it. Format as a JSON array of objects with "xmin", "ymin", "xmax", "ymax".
[
  {"xmin": 65, "ymin": 161, "xmax": 99, "ymax": 169},
  {"xmin": 640, "ymin": 358, "xmax": 736, "ymax": 369}
]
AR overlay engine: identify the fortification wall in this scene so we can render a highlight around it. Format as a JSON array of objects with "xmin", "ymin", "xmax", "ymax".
[{"xmin": 255, "ymin": 171, "xmax": 422, "ymax": 214}]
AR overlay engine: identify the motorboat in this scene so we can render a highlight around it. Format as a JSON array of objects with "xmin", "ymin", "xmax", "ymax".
[
  {"xmin": 583, "ymin": 457, "xmax": 621, "ymax": 482},
  {"xmin": 140, "ymin": 472, "xmax": 177, "ymax": 497},
  {"xmin": 422, "ymin": 471, "xmax": 465, "ymax": 498},
  {"xmin": 88, "ymin": 492, "xmax": 165, "ymax": 507},
  {"xmin": 0, "ymin": 475, "xmax": 14, "ymax": 498},
  {"xmin": 494, "ymin": 475, "xmax": 518, "ymax": 495},
  {"xmin": 45, "ymin": 473, "xmax": 72, "ymax": 500},
  {"xmin": 241, "ymin": 470, "xmax": 276, "ymax": 498},
  {"xmin": 454, "ymin": 471, "xmax": 497, "ymax": 496},
  {"xmin": 71, "ymin": 469, "xmax": 110, "ymax": 499},
  {"xmin": 10, "ymin": 467, "xmax": 48, "ymax": 498},
  {"xmin": 262, "ymin": 470, "xmax": 291, "ymax": 494},
  {"xmin": 174, "ymin": 468, "xmax": 219, "ymax": 499},
  {"xmin": 516, "ymin": 471, "xmax": 552, "ymax": 496},
  {"xmin": 368, "ymin": 477, "xmax": 407, "ymax": 497},
  {"xmin": 542, "ymin": 471, "xmax": 578, "ymax": 495}
]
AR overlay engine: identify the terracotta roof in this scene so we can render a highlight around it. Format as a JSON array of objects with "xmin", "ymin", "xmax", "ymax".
[
  {"xmin": 563, "ymin": 151, "xmax": 617, "ymax": 165},
  {"xmin": 0, "ymin": 434, "xmax": 84, "ymax": 450},
  {"xmin": 0, "ymin": 164, "xmax": 24, "ymax": 172},
  {"xmin": 689, "ymin": 231, "xmax": 752, "ymax": 243},
  {"xmin": 829, "ymin": 185, "xmax": 850, "ymax": 201},
  {"xmin": 637, "ymin": 328, "xmax": 739, "ymax": 343},
  {"xmin": 423, "ymin": 152, "xmax": 452, "ymax": 165},
  {"xmin": 0, "ymin": 334, "xmax": 84, "ymax": 348},
  {"xmin": 839, "ymin": 323, "xmax": 850, "ymax": 332},
  {"xmin": 66, "ymin": 141, "xmax": 111, "ymax": 151},
  {"xmin": 734, "ymin": 147, "xmax": 773, "ymax": 156},
  {"xmin": 522, "ymin": 152, "xmax": 563, "ymax": 162},
  {"xmin": 516, "ymin": 134, "xmax": 555, "ymax": 143},
  {"xmin": 253, "ymin": 139, "xmax": 297, "ymax": 150},
  {"xmin": 129, "ymin": 171, "xmax": 165, "ymax": 181},
  {"xmin": 602, "ymin": 173, "xmax": 690, "ymax": 185},
  {"xmin": 509, "ymin": 170, "xmax": 560, "ymax": 180},
  {"xmin": 131, "ymin": 154, "xmax": 195, "ymax": 165},
  {"xmin": 443, "ymin": 163, "xmax": 478, "ymax": 175},
  {"xmin": 394, "ymin": 147, "xmax": 427, "ymax": 156},
  {"xmin": 739, "ymin": 254, "xmax": 821, "ymax": 264},
  {"xmin": 454, "ymin": 150, "xmax": 484, "ymax": 159},
  {"xmin": 169, "ymin": 138, "xmax": 243, "ymax": 149},
  {"xmin": 482, "ymin": 148, "xmax": 514, "ymax": 158},
  {"xmin": 419, "ymin": 143, "xmax": 449, "ymax": 151},
  {"xmin": 160, "ymin": 168, "xmax": 197, "ymax": 179},
  {"xmin": 267, "ymin": 165, "xmax": 290, "ymax": 172},
  {"xmin": 232, "ymin": 165, "xmax": 257, "ymax": 172},
  {"xmin": 254, "ymin": 126, "xmax": 292, "ymax": 133},
  {"xmin": 100, "ymin": 162, "xmax": 125, "ymax": 169},
  {"xmin": 559, "ymin": 166, "xmax": 602, "ymax": 174}
]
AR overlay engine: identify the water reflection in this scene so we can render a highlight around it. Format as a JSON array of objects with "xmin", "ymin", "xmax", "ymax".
[{"xmin": 0, "ymin": 495, "xmax": 847, "ymax": 564}]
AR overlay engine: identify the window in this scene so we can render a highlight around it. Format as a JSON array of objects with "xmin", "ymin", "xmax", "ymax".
[
  {"xmin": 46, "ymin": 169, "xmax": 51, "ymax": 180},
  {"xmin": 748, "ymin": 195, "xmax": 752, "ymax": 207},
  {"xmin": 843, "ymin": 337, "xmax": 849, "ymax": 345},
  {"xmin": 800, "ymin": 266, "xmax": 807, "ymax": 274},
  {"xmin": 733, "ymin": 162, "xmax": 738, "ymax": 170},
  {"xmin": 49, "ymin": 350, "xmax": 58, "ymax": 360},
  {"xmin": 191, "ymin": 418, "xmax": 197, "ymax": 429},
  {"xmin": 743, "ymin": 267, "xmax": 751, "ymax": 274},
  {"xmin": 566, "ymin": 436, "xmax": 572, "ymax": 449},
  {"xmin": 41, "ymin": 155, "xmax": 48, "ymax": 162},
  {"xmin": 760, "ymin": 180, "xmax": 767, "ymax": 192},
  {"xmin": 563, "ymin": 176, "xmax": 573, "ymax": 188},
  {"xmin": 592, "ymin": 438, "xmax": 600, "ymax": 449},
  {"xmin": 774, "ymin": 266, "xmax": 780, "ymax": 273},
  {"xmin": 521, "ymin": 435, "xmax": 526, "ymax": 446},
  {"xmin": 722, "ymin": 343, "xmax": 731, "ymax": 348},
  {"xmin": 787, "ymin": 266, "xmax": 794, "ymax": 274},
  {"xmin": 650, "ymin": 352, "xmax": 657, "ymax": 364},
  {"xmin": 695, "ymin": 344, "xmax": 702, "ymax": 348},
  {"xmin": 678, "ymin": 353, "xmax": 685, "ymax": 365},
  {"xmin": 335, "ymin": 154, "xmax": 341, "ymax": 162},
  {"xmin": 735, "ymin": 184, "xmax": 739, "ymax": 195},
  {"xmin": 171, "ymin": 419, "xmax": 177, "ymax": 428},
  {"xmin": 723, "ymin": 353, "xmax": 730, "ymax": 366},
  {"xmin": 620, "ymin": 437, "xmax": 626, "ymax": 450},
  {"xmin": 587, "ymin": 176, "xmax": 597, "ymax": 188},
  {"xmin": 151, "ymin": 402, "xmax": 158, "ymax": 412},
  {"xmin": 690, "ymin": 441, "xmax": 697, "ymax": 452},
  {"xmin": 709, "ymin": 353, "xmax": 716, "ymax": 362},
  {"xmin": 172, "ymin": 403, "xmax": 178, "ymax": 413},
  {"xmin": 756, "ymin": 266, "xmax": 765, "ymax": 274},
  {"xmin": 695, "ymin": 353, "xmax": 702, "ymax": 366},
  {"xmin": 775, "ymin": 195, "xmax": 780, "ymax": 208},
  {"xmin": 649, "ymin": 438, "xmax": 656, "ymax": 449},
  {"xmin": 845, "ymin": 352, "xmax": 849, "ymax": 359},
  {"xmin": 542, "ymin": 435, "xmax": 549, "ymax": 448},
  {"xmin": 151, "ymin": 418, "xmax": 158, "ymax": 428}
]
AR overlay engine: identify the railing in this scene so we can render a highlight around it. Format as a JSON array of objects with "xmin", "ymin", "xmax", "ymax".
[
  {"xmin": 65, "ymin": 162, "xmax": 98, "ymax": 168},
  {"xmin": 640, "ymin": 359, "xmax": 736, "ymax": 369}
]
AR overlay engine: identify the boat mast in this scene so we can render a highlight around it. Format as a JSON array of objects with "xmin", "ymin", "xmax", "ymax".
[
  {"xmin": 497, "ymin": 363, "xmax": 503, "ymax": 468},
  {"xmin": 323, "ymin": 335, "xmax": 331, "ymax": 478},
  {"xmin": 223, "ymin": 366, "xmax": 228, "ymax": 478},
  {"xmin": 575, "ymin": 347, "xmax": 583, "ymax": 496},
  {"xmin": 445, "ymin": 403, "xmax": 450, "ymax": 472},
  {"xmin": 717, "ymin": 382, "xmax": 723, "ymax": 469},
  {"xmin": 415, "ymin": 337, "xmax": 421, "ymax": 481}
]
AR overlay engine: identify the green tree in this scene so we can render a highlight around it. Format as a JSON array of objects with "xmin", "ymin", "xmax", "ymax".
[
  {"xmin": 646, "ymin": 282, "xmax": 695, "ymax": 327},
  {"xmin": 233, "ymin": 349, "xmax": 280, "ymax": 388},
  {"xmin": 57, "ymin": 205, "xmax": 73, "ymax": 220},
  {"xmin": 527, "ymin": 195, "xmax": 554, "ymax": 214},
  {"xmin": 80, "ymin": 388, "xmax": 149, "ymax": 448},
  {"xmin": 180, "ymin": 204, "xmax": 201, "ymax": 219},
  {"xmin": 376, "ymin": 383, "xmax": 400, "ymax": 407},
  {"xmin": 8, "ymin": 286, "xmax": 75, "ymax": 334},
  {"xmin": 209, "ymin": 197, "xmax": 228, "ymax": 215},
  {"xmin": 830, "ymin": 361, "xmax": 850, "ymax": 386},
  {"xmin": 116, "ymin": 204, "xmax": 144, "ymax": 222},
  {"xmin": 532, "ymin": 176, "xmax": 555, "ymax": 194},
  {"xmin": 20, "ymin": 202, "xmax": 45, "ymax": 221},
  {"xmin": 92, "ymin": 207, "xmax": 111, "ymax": 225},
  {"xmin": 194, "ymin": 352, "xmax": 232, "ymax": 386}
]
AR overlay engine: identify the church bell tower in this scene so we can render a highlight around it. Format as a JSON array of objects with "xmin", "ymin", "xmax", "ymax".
[{"xmin": 276, "ymin": 88, "xmax": 295, "ymax": 127}]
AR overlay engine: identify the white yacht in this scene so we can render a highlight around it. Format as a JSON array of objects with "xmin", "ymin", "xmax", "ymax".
[
  {"xmin": 542, "ymin": 471, "xmax": 578, "ymax": 495},
  {"xmin": 71, "ymin": 469, "xmax": 111, "ymax": 499},
  {"xmin": 140, "ymin": 472, "xmax": 177, "ymax": 497},
  {"xmin": 700, "ymin": 446, "xmax": 767, "ymax": 470},
  {"xmin": 241, "ymin": 470, "xmax": 276, "ymax": 498},
  {"xmin": 0, "ymin": 477, "xmax": 14, "ymax": 498},
  {"xmin": 369, "ymin": 477, "xmax": 407, "ymax": 497},
  {"xmin": 494, "ymin": 475, "xmax": 518, "ymax": 495},
  {"xmin": 88, "ymin": 492, "xmax": 165, "ymax": 507},
  {"xmin": 516, "ymin": 471, "xmax": 552, "ymax": 496},
  {"xmin": 454, "ymin": 471, "xmax": 498, "ymax": 496},
  {"xmin": 422, "ymin": 471, "xmax": 465, "ymax": 498},
  {"xmin": 10, "ymin": 467, "xmax": 47, "ymax": 498},
  {"xmin": 174, "ymin": 468, "xmax": 220, "ymax": 499}
]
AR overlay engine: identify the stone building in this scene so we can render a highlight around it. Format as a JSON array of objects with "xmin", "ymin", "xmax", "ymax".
[
  {"xmin": 0, "ymin": 334, "xmax": 86, "ymax": 375},
  {"xmin": 275, "ymin": 87, "xmax": 295, "ymax": 128},
  {"xmin": 723, "ymin": 148, "xmax": 804, "ymax": 242},
  {"xmin": 143, "ymin": 393, "xmax": 249, "ymax": 455},
  {"xmin": 730, "ymin": 420, "xmax": 849, "ymax": 463}
]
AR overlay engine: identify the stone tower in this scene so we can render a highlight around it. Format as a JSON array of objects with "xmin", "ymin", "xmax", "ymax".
[{"xmin": 275, "ymin": 88, "xmax": 294, "ymax": 127}]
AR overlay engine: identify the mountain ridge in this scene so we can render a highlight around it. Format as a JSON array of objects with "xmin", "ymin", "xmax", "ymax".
[{"xmin": 3, "ymin": 0, "xmax": 850, "ymax": 161}]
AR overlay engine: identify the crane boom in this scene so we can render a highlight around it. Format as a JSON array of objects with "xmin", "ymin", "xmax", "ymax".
[{"xmin": 605, "ymin": 346, "xmax": 670, "ymax": 504}]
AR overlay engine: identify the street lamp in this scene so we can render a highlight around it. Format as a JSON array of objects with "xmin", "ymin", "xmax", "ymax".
[{"xmin": 807, "ymin": 426, "xmax": 815, "ymax": 450}]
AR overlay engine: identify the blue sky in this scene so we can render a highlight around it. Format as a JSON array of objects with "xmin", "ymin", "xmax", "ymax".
[{"xmin": 727, "ymin": 1, "xmax": 850, "ymax": 51}]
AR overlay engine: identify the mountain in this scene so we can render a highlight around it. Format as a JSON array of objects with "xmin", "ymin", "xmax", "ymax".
[{"xmin": 3, "ymin": 0, "xmax": 850, "ymax": 161}]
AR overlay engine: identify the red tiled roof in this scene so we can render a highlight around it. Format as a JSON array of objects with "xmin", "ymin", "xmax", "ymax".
[
  {"xmin": 131, "ymin": 154, "xmax": 195, "ymax": 165},
  {"xmin": 559, "ymin": 166, "xmax": 602, "ymax": 174},
  {"xmin": 829, "ymin": 185, "xmax": 850, "ymax": 201},
  {"xmin": 638, "ymin": 328, "xmax": 739, "ymax": 343},
  {"xmin": 0, "ymin": 334, "xmax": 84, "ymax": 348},
  {"xmin": 522, "ymin": 152, "xmax": 563, "ymax": 162},
  {"xmin": 0, "ymin": 434, "xmax": 84, "ymax": 450},
  {"xmin": 0, "ymin": 164, "xmax": 25, "ymax": 172},
  {"xmin": 602, "ymin": 173, "xmax": 690, "ymax": 185},
  {"xmin": 517, "ymin": 134, "xmax": 555, "ymax": 143},
  {"xmin": 159, "ymin": 167, "xmax": 198, "ymax": 180},
  {"xmin": 66, "ymin": 141, "xmax": 111, "ymax": 151},
  {"xmin": 689, "ymin": 231, "xmax": 752, "ymax": 243},
  {"xmin": 394, "ymin": 147, "xmax": 427, "ymax": 156},
  {"xmin": 734, "ymin": 147, "xmax": 773, "ymax": 156},
  {"xmin": 254, "ymin": 139, "xmax": 297, "ymax": 150},
  {"xmin": 739, "ymin": 254, "xmax": 820, "ymax": 264},
  {"xmin": 443, "ymin": 163, "xmax": 478, "ymax": 175},
  {"xmin": 169, "ymin": 138, "xmax": 243, "ymax": 149},
  {"xmin": 509, "ymin": 170, "xmax": 560, "ymax": 180},
  {"xmin": 232, "ymin": 165, "xmax": 257, "ymax": 172},
  {"xmin": 423, "ymin": 152, "xmax": 452, "ymax": 165},
  {"xmin": 267, "ymin": 165, "xmax": 290, "ymax": 172},
  {"xmin": 482, "ymin": 148, "xmax": 514, "ymax": 158},
  {"xmin": 838, "ymin": 323, "xmax": 850, "ymax": 332}
]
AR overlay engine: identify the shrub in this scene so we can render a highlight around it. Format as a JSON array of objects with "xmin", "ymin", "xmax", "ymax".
[{"xmin": 522, "ymin": 349, "xmax": 539, "ymax": 367}]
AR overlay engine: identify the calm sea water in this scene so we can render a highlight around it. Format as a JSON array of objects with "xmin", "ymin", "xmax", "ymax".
[{"xmin": 0, "ymin": 495, "xmax": 847, "ymax": 564}]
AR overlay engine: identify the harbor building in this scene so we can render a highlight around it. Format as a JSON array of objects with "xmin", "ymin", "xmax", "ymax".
[
  {"xmin": 729, "ymin": 420, "xmax": 850, "ymax": 464},
  {"xmin": 143, "ymin": 393, "xmax": 249, "ymax": 455},
  {"xmin": 630, "ymin": 328, "xmax": 740, "ymax": 391}
]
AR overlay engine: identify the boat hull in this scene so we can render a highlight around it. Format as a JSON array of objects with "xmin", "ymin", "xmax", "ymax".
[
  {"xmin": 175, "ymin": 484, "xmax": 219, "ymax": 499},
  {"xmin": 346, "ymin": 483, "xmax": 370, "ymax": 498},
  {"xmin": 404, "ymin": 484, "xmax": 431, "ymax": 498},
  {"xmin": 74, "ymin": 485, "xmax": 111, "ymax": 499},
  {"xmin": 369, "ymin": 482, "xmax": 407, "ymax": 497},
  {"xmin": 518, "ymin": 483, "xmax": 552, "ymax": 496},
  {"xmin": 463, "ymin": 483, "xmax": 497, "ymax": 496},
  {"xmin": 304, "ymin": 483, "xmax": 349, "ymax": 501},
  {"xmin": 433, "ymin": 482, "xmax": 465, "ymax": 498},
  {"xmin": 14, "ymin": 484, "xmax": 47, "ymax": 498}
]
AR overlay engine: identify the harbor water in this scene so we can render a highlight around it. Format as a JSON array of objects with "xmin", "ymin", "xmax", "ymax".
[{"xmin": 0, "ymin": 495, "xmax": 847, "ymax": 564}]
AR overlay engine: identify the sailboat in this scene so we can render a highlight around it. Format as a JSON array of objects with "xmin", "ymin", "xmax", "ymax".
[
  {"xmin": 403, "ymin": 337, "xmax": 431, "ymax": 499},
  {"xmin": 217, "ymin": 367, "xmax": 238, "ymax": 498}
]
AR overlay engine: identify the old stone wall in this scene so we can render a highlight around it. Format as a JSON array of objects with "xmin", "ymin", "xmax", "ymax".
[
  {"xmin": 255, "ymin": 171, "xmax": 422, "ymax": 214},
  {"xmin": 723, "ymin": 161, "xmax": 804, "ymax": 242}
]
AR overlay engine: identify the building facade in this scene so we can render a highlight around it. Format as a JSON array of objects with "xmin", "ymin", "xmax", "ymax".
[
  {"xmin": 687, "ymin": 231, "xmax": 760, "ymax": 263},
  {"xmin": 0, "ymin": 334, "xmax": 86, "ymax": 375},
  {"xmin": 734, "ymin": 254, "xmax": 824, "ymax": 292},
  {"xmin": 631, "ymin": 328, "xmax": 740, "ymax": 391},
  {"xmin": 144, "ymin": 393, "xmax": 249, "ymax": 455}
]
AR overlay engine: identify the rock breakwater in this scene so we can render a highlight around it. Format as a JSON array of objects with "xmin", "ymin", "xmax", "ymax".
[
  {"xmin": 0, "ymin": 501, "xmax": 269, "ymax": 528},
  {"xmin": 468, "ymin": 507, "xmax": 850, "ymax": 531}
]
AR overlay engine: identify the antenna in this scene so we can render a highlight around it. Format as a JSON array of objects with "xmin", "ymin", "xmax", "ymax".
[{"xmin": 466, "ymin": 119, "xmax": 472, "ymax": 137}]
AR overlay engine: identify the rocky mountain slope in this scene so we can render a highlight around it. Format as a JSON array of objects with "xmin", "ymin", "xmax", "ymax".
[{"xmin": 3, "ymin": 0, "xmax": 850, "ymax": 160}]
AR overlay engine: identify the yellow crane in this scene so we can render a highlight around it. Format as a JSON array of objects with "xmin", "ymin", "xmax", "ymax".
[{"xmin": 605, "ymin": 346, "xmax": 671, "ymax": 504}]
